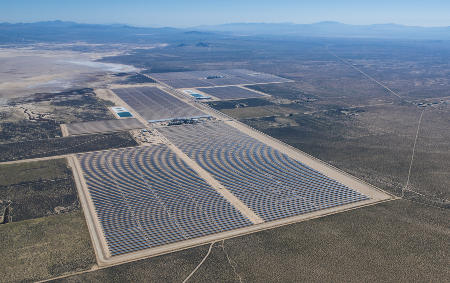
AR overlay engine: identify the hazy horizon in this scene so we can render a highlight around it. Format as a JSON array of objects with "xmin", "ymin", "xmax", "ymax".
[
  {"xmin": 2, "ymin": 0, "xmax": 450, "ymax": 28},
  {"xmin": 1, "ymin": 19, "xmax": 450, "ymax": 29}
]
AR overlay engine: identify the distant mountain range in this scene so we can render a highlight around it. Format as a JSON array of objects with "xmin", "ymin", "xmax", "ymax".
[
  {"xmin": 193, "ymin": 22, "xmax": 450, "ymax": 40},
  {"xmin": 0, "ymin": 20, "xmax": 449, "ymax": 44},
  {"xmin": 0, "ymin": 20, "xmax": 184, "ymax": 44}
]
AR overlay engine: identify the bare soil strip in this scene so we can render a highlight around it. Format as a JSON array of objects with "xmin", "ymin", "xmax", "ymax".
[
  {"xmin": 60, "ymin": 124, "xmax": 69, "ymax": 137},
  {"xmin": 167, "ymin": 143, "xmax": 264, "ymax": 224}
]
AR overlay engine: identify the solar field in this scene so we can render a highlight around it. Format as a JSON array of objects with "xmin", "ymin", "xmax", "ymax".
[
  {"xmin": 65, "ymin": 118, "xmax": 144, "ymax": 136},
  {"xmin": 197, "ymin": 85, "xmax": 267, "ymax": 100},
  {"xmin": 112, "ymin": 87, "xmax": 208, "ymax": 122},
  {"xmin": 78, "ymin": 145, "xmax": 252, "ymax": 256},
  {"xmin": 71, "ymin": 69, "xmax": 390, "ymax": 265},
  {"xmin": 159, "ymin": 121, "xmax": 369, "ymax": 221},
  {"xmin": 149, "ymin": 69, "xmax": 291, "ymax": 88}
]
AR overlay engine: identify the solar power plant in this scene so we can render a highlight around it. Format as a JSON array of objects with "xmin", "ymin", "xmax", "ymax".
[
  {"xmin": 149, "ymin": 69, "xmax": 291, "ymax": 88},
  {"xmin": 65, "ymin": 118, "xmax": 145, "ymax": 136},
  {"xmin": 112, "ymin": 87, "xmax": 207, "ymax": 122},
  {"xmin": 78, "ymin": 145, "xmax": 252, "ymax": 256},
  {"xmin": 197, "ymin": 86, "xmax": 266, "ymax": 100},
  {"xmin": 159, "ymin": 121, "xmax": 369, "ymax": 222}
]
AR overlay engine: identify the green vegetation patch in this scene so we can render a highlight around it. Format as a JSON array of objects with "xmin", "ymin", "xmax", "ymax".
[
  {"xmin": 0, "ymin": 211, "xmax": 96, "ymax": 282},
  {"xmin": 0, "ymin": 159, "xmax": 79, "ymax": 222}
]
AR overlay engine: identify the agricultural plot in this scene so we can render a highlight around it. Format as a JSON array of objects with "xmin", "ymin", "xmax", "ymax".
[
  {"xmin": 78, "ymin": 145, "xmax": 252, "ymax": 257},
  {"xmin": 159, "ymin": 121, "xmax": 370, "ymax": 222},
  {"xmin": 112, "ymin": 87, "xmax": 208, "ymax": 122},
  {"xmin": 149, "ymin": 69, "xmax": 291, "ymax": 88},
  {"xmin": 65, "ymin": 118, "xmax": 145, "ymax": 136},
  {"xmin": 197, "ymin": 85, "xmax": 267, "ymax": 100}
]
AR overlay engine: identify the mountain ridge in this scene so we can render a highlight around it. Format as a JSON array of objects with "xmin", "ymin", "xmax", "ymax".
[
  {"xmin": 0, "ymin": 20, "xmax": 449, "ymax": 43},
  {"xmin": 192, "ymin": 22, "xmax": 450, "ymax": 40}
]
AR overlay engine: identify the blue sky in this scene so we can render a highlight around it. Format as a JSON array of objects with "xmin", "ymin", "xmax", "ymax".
[{"xmin": 1, "ymin": 0, "xmax": 449, "ymax": 27}]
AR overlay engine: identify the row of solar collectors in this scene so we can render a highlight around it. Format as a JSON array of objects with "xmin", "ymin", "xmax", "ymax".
[
  {"xmin": 150, "ymin": 69, "xmax": 291, "ymax": 89},
  {"xmin": 112, "ymin": 87, "xmax": 206, "ymax": 122},
  {"xmin": 158, "ymin": 121, "xmax": 369, "ymax": 222},
  {"xmin": 78, "ymin": 145, "xmax": 252, "ymax": 256},
  {"xmin": 65, "ymin": 118, "xmax": 144, "ymax": 136},
  {"xmin": 151, "ymin": 69, "xmax": 289, "ymax": 82},
  {"xmin": 197, "ymin": 86, "xmax": 266, "ymax": 100}
]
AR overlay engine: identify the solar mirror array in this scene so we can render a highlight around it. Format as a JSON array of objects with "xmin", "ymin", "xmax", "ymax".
[
  {"xmin": 78, "ymin": 145, "xmax": 252, "ymax": 256},
  {"xmin": 159, "ymin": 121, "xmax": 369, "ymax": 222},
  {"xmin": 75, "ymin": 70, "xmax": 377, "ymax": 261},
  {"xmin": 112, "ymin": 87, "xmax": 208, "ymax": 122},
  {"xmin": 197, "ymin": 86, "xmax": 266, "ymax": 100},
  {"xmin": 149, "ymin": 69, "xmax": 292, "ymax": 88}
]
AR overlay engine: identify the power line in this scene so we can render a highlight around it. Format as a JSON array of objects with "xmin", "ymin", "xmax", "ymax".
[{"xmin": 402, "ymin": 110, "xmax": 425, "ymax": 198}]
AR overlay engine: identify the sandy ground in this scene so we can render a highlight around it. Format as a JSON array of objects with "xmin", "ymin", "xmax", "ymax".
[{"xmin": 0, "ymin": 45, "xmax": 140, "ymax": 102}]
